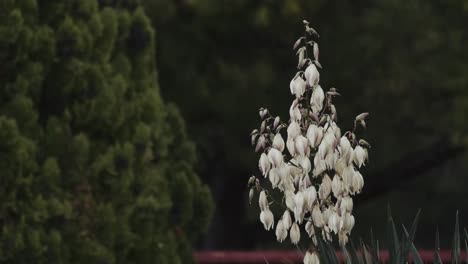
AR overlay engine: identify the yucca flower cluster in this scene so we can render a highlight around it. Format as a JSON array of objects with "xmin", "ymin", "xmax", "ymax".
[{"xmin": 248, "ymin": 21, "xmax": 370, "ymax": 262}]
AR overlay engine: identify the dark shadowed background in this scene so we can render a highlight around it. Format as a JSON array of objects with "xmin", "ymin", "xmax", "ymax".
[{"xmin": 146, "ymin": 0, "xmax": 468, "ymax": 250}]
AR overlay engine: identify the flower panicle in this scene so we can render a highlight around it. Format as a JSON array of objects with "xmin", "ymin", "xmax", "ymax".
[{"xmin": 248, "ymin": 21, "xmax": 370, "ymax": 263}]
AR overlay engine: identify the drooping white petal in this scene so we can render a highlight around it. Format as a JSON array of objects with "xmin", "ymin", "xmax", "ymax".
[
  {"xmin": 331, "ymin": 175, "xmax": 343, "ymax": 198},
  {"xmin": 269, "ymin": 168, "xmax": 280, "ymax": 189},
  {"xmin": 294, "ymin": 191, "xmax": 306, "ymax": 223},
  {"xmin": 295, "ymin": 135, "xmax": 309, "ymax": 156}
]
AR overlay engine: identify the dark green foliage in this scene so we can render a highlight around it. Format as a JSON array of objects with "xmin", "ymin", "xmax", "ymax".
[
  {"xmin": 319, "ymin": 210, "xmax": 467, "ymax": 264},
  {"xmin": 0, "ymin": 0, "xmax": 213, "ymax": 263}
]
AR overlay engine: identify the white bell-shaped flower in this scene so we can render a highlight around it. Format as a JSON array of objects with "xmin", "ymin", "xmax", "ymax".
[
  {"xmin": 318, "ymin": 174, "xmax": 332, "ymax": 200},
  {"xmin": 273, "ymin": 133, "xmax": 285, "ymax": 152},
  {"xmin": 304, "ymin": 251, "xmax": 320, "ymax": 264},
  {"xmin": 294, "ymin": 191, "xmax": 307, "ymax": 223},
  {"xmin": 281, "ymin": 210, "xmax": 292, "ymax": 230},
  {"xmin": 259, "ymin": 190, "xmax": 269, "ymax": 211},
  {"xmin": 268, "ymin": 148, "xmax": 283, "ymax": 168},
  {"xmin": 306, "ymin": 124, "xmax": 323, "ymax": 148},
  {"xmin": 259, "ymin": 153, "xmax": 270, "ymax": 177},
  {"xmin": 352, "ymin": 170, "xmax": 364, "ymax": 194},
  {"xmin": 305, "ymin": 63, "xmax": 320, "ymax": 87},
  {"xmin": 287, "ymin": 121, "xmax": 301, "ymax": 139},
  {"xmin": 328, "ymin": 210, "xmax": 341, "ymax": 234},
  {"xmin": 290, "ymin": 222, "xmax": 301, "ymax": 244},
  {"xmin": 275, "ymin": 219, "xmax": 288, "ymax": 242},
  {"xmin": 295, "ymin": 135, "xmax": 309, "ymax": 156},
  {"xmin": 305, "ymin": 220, "xmax": 315, "ymax": 237},
  {"xmin": 353, "ymin": 145, "xmax": 368, "ymax": 168},
  {"xmin": 285, "ymin": 191, "xmax": 296, "ymax": 211},
  {"xmin": 310, "ymin": 85, "xmax": 325, "ymax": 113},
  {"xmin": 305, "ymin": 186, "xmax": 317, "ymax": 211},
  {"xmin": 312, "ymin": 205, "xmax": 325, "ymax": 228},
  {"xmin": 331, "ymin": 175, "xmax": 343, "ymax": 198},
  {"xmin": 268, "ymin": 168, "xmax": 280, "ymax": 189},
  {"xmin": 260, "ymin": 209, "xmax": 274, "ymax": 230}
]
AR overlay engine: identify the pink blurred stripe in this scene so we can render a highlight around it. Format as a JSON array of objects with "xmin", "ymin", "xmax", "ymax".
[{"xmin": 195, "ymin": 250, "xmax": 466, "ymax": 263}]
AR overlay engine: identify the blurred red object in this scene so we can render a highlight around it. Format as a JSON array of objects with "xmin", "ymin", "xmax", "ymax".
[{"xmin": 195, "ymin": 250, "xmax": 464, "ymax": 263}]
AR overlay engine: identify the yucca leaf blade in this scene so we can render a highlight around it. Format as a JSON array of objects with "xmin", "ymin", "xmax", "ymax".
[{"xmin": 452, "ymin": 211, "xmax": 461, "ymax": 264}]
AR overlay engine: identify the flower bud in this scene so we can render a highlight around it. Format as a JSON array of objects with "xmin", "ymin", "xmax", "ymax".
[{"xmin": 249, "ymin": 188, "xmax": 254, "ymax": 204}]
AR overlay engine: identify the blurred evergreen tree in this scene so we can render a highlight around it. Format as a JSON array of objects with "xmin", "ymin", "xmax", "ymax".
[{"xmin": 0, "ymin": 0, "xmax": 213, "ymax": 263}]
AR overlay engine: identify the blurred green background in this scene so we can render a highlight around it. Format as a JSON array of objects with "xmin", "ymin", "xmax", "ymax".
[{"xmin": 1, "ymin": 0, "xmax": 468, "ymax": 263}]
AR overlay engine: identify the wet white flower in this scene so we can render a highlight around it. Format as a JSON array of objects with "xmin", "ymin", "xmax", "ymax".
[
  {"xmin": 281, "ymin": 210, "xmax": 293, "ymax": 230},
  {"xmin": 259, "ymin": 190, "xmax": 269, "ymax": 211},
  {"xmin": 310, "ymin": 85, "xmax": 325, "ymax": 113},
  {"xmin": 268, "ymin": 148, "xmax": 283, "ymax": 168},
  {"xmin": 273, "ymin": 133, "xmax": 285, "ymax": 152},
  {"xmin": 260, "ymin": 209, "xmax": 274, "ymax": 230},
  {"xmin": 259, "ymin": 153, "xmax": 270, "ymax": 177},
  {"xmin": 353, "ymin": 145, "xmax": 368, "ymax": 168},
  {"xmin": 305, "ymin": 63, "xmax": 320, "ymax": 87},
  {"xmin": 304, "ymin": 251, "xmax": 320, "ymax": 264},
  {"xmin": 290, "ymin": 222, "xmax": 301, "ymax": 244},
  {"xmin": 275, "ymin": 219, "xmax": 288, "ymax": 242}
]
